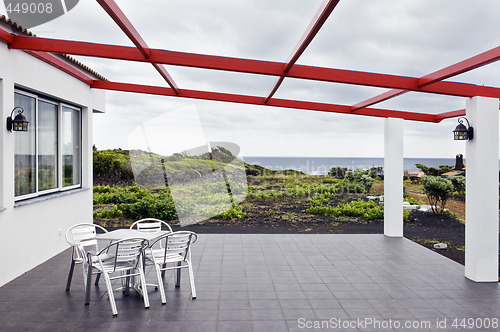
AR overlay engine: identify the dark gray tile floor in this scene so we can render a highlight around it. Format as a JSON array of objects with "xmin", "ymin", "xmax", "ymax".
[{"xmin": 0, "ymin": 234, "xmax": 499, "ymax": 331}]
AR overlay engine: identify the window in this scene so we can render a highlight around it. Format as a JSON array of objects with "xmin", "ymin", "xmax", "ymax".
[{"xmin": 14, "ymin": 90, "xmax": 82, "ymax": 199}]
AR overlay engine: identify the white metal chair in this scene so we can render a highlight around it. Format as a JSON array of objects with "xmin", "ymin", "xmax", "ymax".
[
  {"xmin": 146, "ymin": 231, "xmax": 197, "ymax": 304},
  {"xmin": 130, "ymin": 218, "xmax": 173, "ymax": 277},
  {"xmin": 65, "ymin": 223, "xmax": 108, "ymax": 291},
  {"xmin": 129, "ymin": 218, "xmax": 173, "ymax": 233},
  {"xmin": 85, "ymin": 238, "xmax": 150, "ymax": 317}
]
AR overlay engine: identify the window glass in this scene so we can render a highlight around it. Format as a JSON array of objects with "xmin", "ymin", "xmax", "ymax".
[
  {"xmin": 14, "ymin": 90, "xmax": 82, "ymax": 199},
  {"xmin": 14, "ymin": 93, "xmax": 36, "ymax": 196},
  {"xmin": 38, "ymin": 100, "xmax": 58, "ymax": 191},
  {"xmin": 62, "ymin": 106, "xmax": 81, "ymax": 187}
]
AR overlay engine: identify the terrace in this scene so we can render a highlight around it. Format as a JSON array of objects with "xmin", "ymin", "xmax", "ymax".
[
  {"xmin": 1, "ymin": 1, "xmax": 499, "ymax": 330},
  {"xmin": 1, "ymin": 234, "xmax": 499, "ymax": 331}
]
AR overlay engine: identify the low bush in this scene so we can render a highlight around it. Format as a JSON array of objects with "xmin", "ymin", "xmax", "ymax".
[
  {"xmin": 421, "ymin": 175, "xmax": 454, "ymax": 214},
  {"xmin": 213, "ymin": 206, "xmax": 246, "ymax": 220},
  {"xmin": 304, "ymin": 199, "xmax": 384, "ymax": 220},
  {"xmin": 94, "ymin": 185, "xmax": 177, "ymax": 220},
  {"xmin": 449, "ymin": 176, "xmax": 465, "ymax": 196}
]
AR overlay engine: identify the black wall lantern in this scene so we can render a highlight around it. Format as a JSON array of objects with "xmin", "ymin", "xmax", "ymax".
[
  {"xmin": 453, "ymin": 117, "xmax": 473, "ymax": 141},
  {"xmin": 6, "ymin": 107, "xmax": 29, "ymax": 132}
]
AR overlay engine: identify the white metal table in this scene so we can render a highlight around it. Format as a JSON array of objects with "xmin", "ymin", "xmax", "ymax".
[
  {"xmin": 96, "ymin": 229, "xmax": 170, "ymax": 242},
  {"xmin": 94, "ymin": 229, "xmax": 171, "ymax": 295}
]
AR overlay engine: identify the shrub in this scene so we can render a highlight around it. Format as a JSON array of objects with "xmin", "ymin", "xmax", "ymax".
[
  {"xmin": 344, "ymin": 170, "xmax": 355, "ymax": 182},
  {"xmin": 213, "ymin": 206, "xmax": 246, "ymax": 220},
  {"xmin": 93, "ymin": 205, "xmax": 123, "ymax": 219},
  {"xmin": 421, "ymin": 175, "xmax": 454, "ymax": 214},
  {"xmin": 118, "ymin": 194, "xmax": 177, "ymax": 220},
  {"xmin": 359, "ymin": 174, "xmax": 375, "ymax": 192},
  {"xmin": 449, "ymin": 176, "xmax": 465, "ymax": 196},
  {"xmin": 307, "ymin": 192, "xmax": 337, "ymax": 207},
  {"xmin": 94, "ymin": 185, "xmax": 178, "ymax": 220},
  {"xmin": 328, "ymin": 166, "xmax": 347, "ymax": 179},
  {"xmin": 415, "ymin": 163, "xmax": 453, "ymax": 176},
  {"xmin": 304, "ymin": 199, "xmax": 384, "ymax": 220}
]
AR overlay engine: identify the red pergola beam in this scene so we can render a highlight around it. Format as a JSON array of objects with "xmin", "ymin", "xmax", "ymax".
[
  {"xmin": 351, "ymin": 45, "xmax": 500, "ymax": 112},
  {"xmin": 96, "ymin": 0, "xmax": 150, "ymax": 58},
  {"xmin": 0, "ymin": 28, "xmax": 13, "ymax": 43},
  {"xmin": 350, "ymin": 89, "xmax": 407, "ymax": 112},
  {"xmin": 92, "ymin": 80, "xmax": 440, "ymax": 123},
  {"xmin": 265, "ymin": 0, "xmax": 340, "ymax": 102},
  {"xmin": 96, "ymin": 0, "xmax": 179, "ymax": 94},
  {"xmin": 9, "ymin": 35, "xmax": 500, "ymax": 100},
  {"xmin": 418, "ymin": 46, "xmax": 500, "ymax": 87},
  {"xmin": 285, "ymin": 0, "xmax": 340, "ymax": 72},
  {"xmin": 434, "ymin": 109, "xmax": 466, "ymax": 122}
]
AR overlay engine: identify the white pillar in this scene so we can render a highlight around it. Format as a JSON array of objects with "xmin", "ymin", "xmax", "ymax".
[
  {"xmin": 465, "ymin": 97, "xmax": 499, "ymax": 282},
  {"xmin": 384, "ymin": 118, "xmax": 404, "ymax": 237}
]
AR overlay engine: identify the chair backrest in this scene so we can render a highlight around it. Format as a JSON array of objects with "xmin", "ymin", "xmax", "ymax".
[
  {"xmin": 130, "ymin": 218, "xmax": 173, "ymax": 233},
  {"xmin": 151, "ymin": 231, "xmax": 197, "ymax": 262},
  {"xmin": 66, "ymin": 223, "xmax": 108, "ymax": 247},
  {"xmin": 97, "ymin": 238, "xmax": 149, "ymax": 273},
  {"xmin": 66, "ymin": 223, "xmax": 108, "ymax": 261}
]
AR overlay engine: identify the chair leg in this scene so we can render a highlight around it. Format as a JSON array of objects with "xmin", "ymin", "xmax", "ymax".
[
  {"xmin": 66, "ymin": 259, "xmax": 76, "ymax": 291},
  {"xmin": 175, "ymin": 262, "xmax": 181, "ymax": 287},
  {"xmin": 124, "ymin": 272, "xmax": 130, "ymax": 295},
  {"xmin": 103, "ymin": 272, "xmax": 118, "ymax": 317},
  {"xmin": 85, "ymin": 266, "xmax": 92, "ymax": 305},
  {"xmin": 138, "ymin": 266, "xmax": 150, "ymax": 309},
  {"xmin": 94, "ymin": 273, "xmax": 101, "ymax": 286},
  {"xmin": 161, "ymin": 263, "xmax": 166, "ymax": 279},
  {"xmin": 187, "ymin": 260, "xmax": 196, "ymax": 299},
  {"xmin": 154, "ymin": 264, "xmax": 166, "ymax": 304}
]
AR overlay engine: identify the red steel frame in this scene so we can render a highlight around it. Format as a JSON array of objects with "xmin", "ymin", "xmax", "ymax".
[
  {"xmin": 96, "ymin": 0, "xmax": 179, "ymax": 94},
  {"xmin": 2, "ymin": 1, "xmax": 500, "ymax": 123},
  {"xmin": 265, "ymin": 0, "xmax": 340, "ymax": 103},
  {"xmin": 351, "ymin": 45, "xmax": 500, "ymax": 112}
]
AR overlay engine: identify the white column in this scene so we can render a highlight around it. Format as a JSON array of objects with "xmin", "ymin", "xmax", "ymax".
[
  {"xmin": 384, "ymin": 118, "xmax": 404, "ymax": 237},
  {"xmin": 465, "ymin": 96, "xmax": 499, "ymax": 282}
]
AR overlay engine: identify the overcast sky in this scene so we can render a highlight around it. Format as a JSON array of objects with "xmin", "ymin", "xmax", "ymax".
[{"xmin": 4, "ymin": 0, "xmax": 500, "ymax": 158}]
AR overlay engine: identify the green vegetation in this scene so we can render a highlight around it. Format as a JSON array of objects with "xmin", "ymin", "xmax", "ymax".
[
  {"xmin": 93, "ymin": 146, "xmax": 251, "ymax": 223},
  {"xmin": 93, "ymin": 185, "xmax": 177, "ymax": 221},
  {"xmin": 404, "ymin": 197, "xmax": 424, "ymax": 205},
  {"xmin": 415, "ymin": 163, "xmax": 453, "ymax": 176},
  {"xmin": 93, "ymin": 148, "xmax": 386, "ymax": 225},
  {"xmin": 94, "ymin": 149, "xmax": 454, "ymax": 227},
  {"xmin": 305, "ymin": 198, "xmax": 384, "ymax": 220},
  {"xmin": 449, "ymin": 176, "xmax": 466, "ymax": 197}
]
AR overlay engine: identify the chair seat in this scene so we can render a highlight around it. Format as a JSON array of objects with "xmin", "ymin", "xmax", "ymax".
[
  {"xmin": 85, "ymin": 238, "xmax": 150, "ymax": 316},
  {"xmin": 145, "ymin": 231, "xmax": 197, "ymax": 304},
  {"xmin": 147, "ymin": 250, "xmax": 184, "ymax": 264},
  {"xmin": 93, "ymin": 257, "xmax": 135, "ymax": 274}
]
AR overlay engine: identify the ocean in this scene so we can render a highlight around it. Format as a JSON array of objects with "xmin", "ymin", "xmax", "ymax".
[{"xmin": 242, "ymin": 157, "xmax": 460, "ymax": 175}]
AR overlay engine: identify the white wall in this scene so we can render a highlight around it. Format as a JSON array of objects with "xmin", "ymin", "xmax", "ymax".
[{"xmin": 0, "ymin": 43, "xmax": 105, "ymax": 286}]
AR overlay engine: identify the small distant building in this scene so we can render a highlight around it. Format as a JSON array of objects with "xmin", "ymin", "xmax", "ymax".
[
  {"xmin": 441, "ymin": 154, "xmax": 465, "ymax": 177},
  {"xmin": 404, "ymin": 170, "xmax": 424, "ymax": 182}
]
